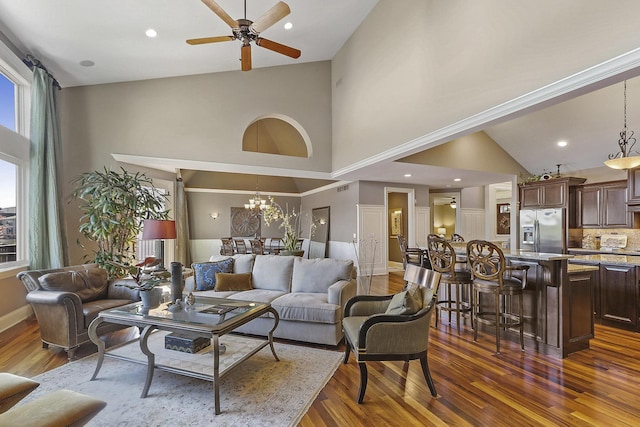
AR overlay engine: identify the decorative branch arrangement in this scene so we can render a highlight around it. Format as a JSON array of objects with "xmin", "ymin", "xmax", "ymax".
[{"xmin": 352, "ymin": 237, "xmax": 378, "ymax": 295}]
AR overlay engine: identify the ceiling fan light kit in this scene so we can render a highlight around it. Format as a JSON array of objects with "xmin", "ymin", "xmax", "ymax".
[{"xmin": 187, "ymin": 0, "xmax": 301, "ymax": 71}]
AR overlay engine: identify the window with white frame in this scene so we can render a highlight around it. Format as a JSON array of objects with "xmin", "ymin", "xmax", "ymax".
[{"xmin": 0, "ymin": 41, "xmax": 31, "ymax": 270}]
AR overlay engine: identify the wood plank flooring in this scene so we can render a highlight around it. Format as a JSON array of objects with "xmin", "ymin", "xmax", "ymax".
[{"xmin": 2, "ymin": 271, "xmax": 640, "ymax": 426}]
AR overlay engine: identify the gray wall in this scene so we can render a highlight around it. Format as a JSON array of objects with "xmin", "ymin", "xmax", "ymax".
[
  {"xmin": 301, "ymin": 182, "xmax": 359, "ymax": 242},
  {"xmin": 461, "ymin": 186, "xmax": 485, "ymax": 209},
  {"xmin": 331, "ymin": 0, "xmax": 640, "ymax": 170},
  {"xmin": 187, "ymin": 192, "xmax": 301, "ymax": 239},
  {"xmin": 358, "ymin": 181, "xmax": 430, "ymax": 206},
  {"xmin": 60, "ymin": 61, "xmax": 332, "ymax": 264}
]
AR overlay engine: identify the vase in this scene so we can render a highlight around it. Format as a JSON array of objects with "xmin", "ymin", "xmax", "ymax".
[
  {"xmin": 279, "ymin": 250, "xmax": 304, "ymax": 257},
  {"xmin": 140, "ymin": 287, "xmax": 163, "ymax": 308}
]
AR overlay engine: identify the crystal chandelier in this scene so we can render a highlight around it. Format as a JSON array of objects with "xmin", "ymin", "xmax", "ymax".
[
  {"xmin": 244, "ymin": 175, "xmax": 270, "ymax": 211},
  {"xmin": 605, "ymin": 80, "xmax": 640, "ymax": 170}
]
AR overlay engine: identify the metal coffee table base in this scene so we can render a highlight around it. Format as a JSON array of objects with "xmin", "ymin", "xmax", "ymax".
[{"xmin": 88, "ymin": 306, "xmax": 280, "ymax": 415}]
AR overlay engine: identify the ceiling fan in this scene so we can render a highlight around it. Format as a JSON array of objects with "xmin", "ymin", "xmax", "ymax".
[{"xmin": 187, "ymin": 0, "xmax": 302, "ymax": 71}]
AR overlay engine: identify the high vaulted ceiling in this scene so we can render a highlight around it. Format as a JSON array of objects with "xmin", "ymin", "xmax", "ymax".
[
  {"xmin": 0, "ymin": 0, "xmax": 379, "ymax": 87},
  {"xmin": 1, "ymin": 1, "xmax": 639, "ymax": 193}
]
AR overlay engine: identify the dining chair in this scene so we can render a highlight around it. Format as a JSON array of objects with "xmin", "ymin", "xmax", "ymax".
[
  {"xmin": 220, "ymin": 238, "xmax": 234, "ymax": 256},
  {"xmin": 396, "ymin": 234, "xmax": 425, "ymax": 269},
  {"xmin": 249, "ymin": 239, "xmax": 264, "ymax": 254},
  {"xmin": 233, "ymin": 239, "xmax": 248, "ymax": 254}
]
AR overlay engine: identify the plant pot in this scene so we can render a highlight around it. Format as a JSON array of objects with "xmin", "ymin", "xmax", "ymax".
[
  {"xmin": 279, "ymin": 250, "xmax": 304, "ymax": 257},
  {"xmin": 140, "ymin": 287, "xmax": 163, "ymax": 308}
]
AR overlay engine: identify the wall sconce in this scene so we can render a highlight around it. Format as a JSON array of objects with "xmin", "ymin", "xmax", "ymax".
[{"xmin": 209, "ymin": 212, "xmax": 219, "ymax": 220}]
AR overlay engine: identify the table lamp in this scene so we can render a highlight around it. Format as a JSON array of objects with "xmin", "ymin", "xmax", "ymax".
[
  {"xmin": 437, "ymin": 227, "xmax": 447, "ymax": 237},
  {"xmin": 142, "ymin": 219, "xmax": 177, "ymax": 270}
]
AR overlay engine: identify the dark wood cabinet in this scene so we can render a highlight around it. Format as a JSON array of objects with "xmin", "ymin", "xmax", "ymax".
[
  {"xmin": 627, "ymin": 167, "xmax": 640, "ymax": 207},
  {"xmin": 599, "ymin": 264, "xmax": 637, "ymax": 331},
  {"xmin": 519, "ymin": 177, "xmax": 585, "ymax": 210},
  {"xmin": 576, "ymin": 181, "xmax": 631, "ymax": 228},
  {"xmin": 567, "ymin": 268, "xmax": 596, "ymax": 345}
]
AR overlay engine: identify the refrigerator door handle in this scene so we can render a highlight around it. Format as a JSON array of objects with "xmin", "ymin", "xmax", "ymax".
[{"xmin": 534, "ymin": 220, "xmax": 540, "ymax": 253}]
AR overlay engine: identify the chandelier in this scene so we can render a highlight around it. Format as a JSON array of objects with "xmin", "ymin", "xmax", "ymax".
[
  {"xmin": 244, "ymin": 175, "xmax": 270, "ymax": 211},
  {"xmin": 605, "ymin": 80, "xmax": 640, "ymax": 170}
]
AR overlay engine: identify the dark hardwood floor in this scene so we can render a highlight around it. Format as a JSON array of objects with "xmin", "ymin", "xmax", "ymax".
[{"xmin": 2, "ymin": 271, "xmax": 640, "ymax": 426}]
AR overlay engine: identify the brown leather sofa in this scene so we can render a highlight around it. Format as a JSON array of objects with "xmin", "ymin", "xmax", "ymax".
[{"xmin": 17, "ymin": 263, "xmax": 139, "ymax": 360}]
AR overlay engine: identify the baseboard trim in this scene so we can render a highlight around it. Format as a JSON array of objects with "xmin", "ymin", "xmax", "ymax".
[{"xmin": 0, "ymin": 305, "xmax": 33, "ymax": 333}]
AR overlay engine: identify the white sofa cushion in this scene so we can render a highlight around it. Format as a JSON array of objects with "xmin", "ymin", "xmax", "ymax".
[
  {"xmin": 251, "ymin": 255, "xmax": 294, "ymax": 292},
  {"xmin": 227, "ymin": 289, "xmax": 287, "ymax": 305},
  {"xmin": 208, "ymin": 254, "xmax": 255, "ymax": 274},
  {"xmin": 272, "ymin": 293, "xmax": 340, "ymax": 324},
  {"xmin": 291, "ymin": 258, "xmax": 354, "ymax": 294}
]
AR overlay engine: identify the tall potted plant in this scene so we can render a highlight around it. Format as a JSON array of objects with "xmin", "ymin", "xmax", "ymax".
[
  {"xmin": 71, "ymin": 167, "xmax": 169, "ymax": 277},
  {"xmin": 263, "ymin": 198, "xmax": 306, "ymax": 256}
]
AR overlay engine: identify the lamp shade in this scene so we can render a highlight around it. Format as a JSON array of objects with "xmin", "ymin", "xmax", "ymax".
[
  {"xmin": 437, "ymin": 227, "xmax": 447, "ymax": 235},
  {"xmin": 142, "ymin": 219, "xmax": 176, "ymax": 240}
]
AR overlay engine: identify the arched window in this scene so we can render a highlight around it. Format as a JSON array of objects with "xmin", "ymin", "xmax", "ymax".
[{"xmin": 242, "ymin": 115, "xmax": 311, "ymax": 158}]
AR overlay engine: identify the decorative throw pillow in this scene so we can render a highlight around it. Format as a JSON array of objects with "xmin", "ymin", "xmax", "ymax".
[
  {"xmin": 214, "ymin": 273, "xmax": 253, "ymax": 292},
  {"xmin": 192, "ymin": 258, "xmax": 234, "ymax": 291},
  {"xmin": 385, "ymin": 283, "xmax": 423, "ymax": 315}
]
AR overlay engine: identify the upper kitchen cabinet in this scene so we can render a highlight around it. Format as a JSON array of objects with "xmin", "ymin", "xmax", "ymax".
[
  {"xmin": 576, "ymin": 180, "xmax": 631, "ymax": 228},
  {"xmin": 519, "ymin": 177, "xmax": 586, "ymax": 209},
  {"xmin": 627, "ymin": 167, "xmax": 640, "ymax": 209}
]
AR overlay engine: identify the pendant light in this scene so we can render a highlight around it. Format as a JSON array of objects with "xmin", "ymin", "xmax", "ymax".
[{"xmin": 604, "ymin": 80, "xmax": 640, "ymax": 170}]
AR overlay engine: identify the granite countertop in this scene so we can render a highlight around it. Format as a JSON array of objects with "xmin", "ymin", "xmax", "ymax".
[
  {"xmin": 567, "ymin": 264, "xmax": 599, "ymax": 273},
  {"xmin": 568, "ymin": 247, "xmax": 640, "ymax": 256},
  {"xmin": 502, "ymin": 250, "xmax": 574, "ymax": 261},
  {"xmin": 450, "ymin": 244, "xmax": 573, "ymax": 261},
  {"xmin": 569, "ymin": 254, "xmax": 640, "ymax": 266}
]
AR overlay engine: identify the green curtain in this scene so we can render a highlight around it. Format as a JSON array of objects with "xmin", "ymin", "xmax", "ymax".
[
  {"xmin": 28, "ymin": 67, "xmax": 67, "ymax": 269},
  {"xmin": 175, "ymin": 174, "xmax": 191, "ymax": 267}
]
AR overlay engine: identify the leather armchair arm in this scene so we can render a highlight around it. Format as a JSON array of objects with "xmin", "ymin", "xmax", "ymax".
[
  {"xmin": 26, "ymin": 289, "xmax": 82, "ymax": 306},
  {"xmin": 107, "ymin": 279, "xmax": 140, "ymax": 301},
  {"xmin": 344, "ymin": 294, "xmax": 393, "ymax": 317},
  {"xmin": 26, "ymin": 290, "xmax": 84, "ymax": 344}
]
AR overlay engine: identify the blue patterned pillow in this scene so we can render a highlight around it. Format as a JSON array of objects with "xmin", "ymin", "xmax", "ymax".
[{"xmin": 192, "ymin": 258, "xmax": 234, "ymax": 291}]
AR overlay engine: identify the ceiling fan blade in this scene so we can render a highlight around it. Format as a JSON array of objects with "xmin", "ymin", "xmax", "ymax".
[
  {"xmin": 201, "ymin": 0, "xmax": 238, "ymax": 29},
  {"xmin": 256, "ymin": 37, "xmax": 301, "ymax": 59},
  {"xmin": 186, "ymin": 35, "xmax": 234, "ymax": 45},
  {"xmin": 241, "ymin": 44, "xmax": 252, "ymax": 71},
  {"xmin": 250, "ymin": 1, "xmax": 290, "ymax": 34}
]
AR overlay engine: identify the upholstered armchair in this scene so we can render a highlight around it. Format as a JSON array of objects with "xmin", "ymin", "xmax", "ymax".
[
  {"xmin": 17, "ymin": 263, "xmax": 139, "ymax": 360},
  {"xmin": 342, "ymin": 264, "xmax": 441, "ymax": 403}
]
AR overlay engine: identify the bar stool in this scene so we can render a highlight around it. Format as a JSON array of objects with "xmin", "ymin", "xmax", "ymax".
[
  {"xmin": 426, "ymin": 234, "xmax": 473, "ymax": 334},
  {"xmin": 466, "ymin": 240, "xmax": 529, "ymax": 353}
]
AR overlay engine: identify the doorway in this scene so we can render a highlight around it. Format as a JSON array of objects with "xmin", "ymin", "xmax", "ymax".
[
  {"xmin": 385, "ymin": 187, "xmax": 415, "ymax": 272},
  {"xmin": 430, "ymin": 192, "xmax": 459, "ymax": 240}
]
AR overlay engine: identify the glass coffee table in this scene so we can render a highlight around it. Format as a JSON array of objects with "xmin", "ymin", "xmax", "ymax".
[{"xmin": 88, "ymin": 296, "xmax": 280, "ymax": 415}]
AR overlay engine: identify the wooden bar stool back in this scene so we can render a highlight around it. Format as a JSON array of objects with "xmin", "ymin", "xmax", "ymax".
[
  {"xmin": 466, "ymin": 240, "xmax": 529, "ymax": 353},
  {"xmin": 426, "ymin": 234, "xmax": 473, "ymax": 334}
]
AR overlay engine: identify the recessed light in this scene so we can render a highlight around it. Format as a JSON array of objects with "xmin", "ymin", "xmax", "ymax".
[
  {"xmin": 284, "ymin": 22, "xmax": 293, "ymax": 30},
  {"xmin": 145, "ymin": 29, "xmax": 158, "ymax": 38},
  {"xmin": 453, "ymin": 178, "xmax": 461, "ymax": 182},
  {"xmin": 557, "ymin": 140, "xmax": 568, "ymax": 147},
  {"xmin": 404, "ymin": 174, "xmax": 412, "ymax": 177},
  {"xmin": 79, "ymin": 60, "xmax": 95, "ymax": 67}
]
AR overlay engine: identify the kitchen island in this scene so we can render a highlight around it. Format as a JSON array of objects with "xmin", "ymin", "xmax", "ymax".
[{"xmin": 451, "ymin": 246, "xmax": 594, "ymax": 358}]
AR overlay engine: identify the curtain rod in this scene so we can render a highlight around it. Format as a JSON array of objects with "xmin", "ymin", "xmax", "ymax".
[{"xmin": 23, "ymin": 54, "xmax": 61, "ymax": 89}]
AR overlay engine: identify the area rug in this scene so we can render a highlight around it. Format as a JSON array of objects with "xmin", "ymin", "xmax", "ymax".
[{"xmin": 25, "ymin": 333, "xmax": 342, "ymax": 426}]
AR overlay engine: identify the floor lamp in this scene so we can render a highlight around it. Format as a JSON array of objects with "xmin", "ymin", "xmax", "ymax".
[{"xmin": 142, "ymin": 219, "xmax": 177, "ymax": 270}]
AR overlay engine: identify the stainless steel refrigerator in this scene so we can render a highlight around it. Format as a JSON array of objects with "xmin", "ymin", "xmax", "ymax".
[{"xmin": 519, "ymin": 208, "xmax": 565, "ymax": 253}]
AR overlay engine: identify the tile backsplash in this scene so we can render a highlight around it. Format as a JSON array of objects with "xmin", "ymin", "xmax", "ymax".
[{"xmin": 576, "ymin": 228, "xmax": 640, "ymax": 251}]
